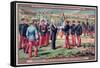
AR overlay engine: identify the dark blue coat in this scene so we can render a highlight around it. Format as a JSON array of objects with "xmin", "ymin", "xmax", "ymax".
[
  {"xmin": 70, "ymin": 24, "xmax": 76, "ymax": 35},
  {"xmin": 51, "ymin": 24, "xmax": 57, "ymax": 37},
  {"xmin": 19, "ymin": 23, "xmax": 29, "ymax": 37},
  {"xmin": 75, "ymin": 24, "xmax": 82, "ymax": 36},
  {"xmin": 62, "ymin": 24, "xmax": 70, "ymax": 35}
]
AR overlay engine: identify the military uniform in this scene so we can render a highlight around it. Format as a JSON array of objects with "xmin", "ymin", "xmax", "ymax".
[
  {"xmin": 62, "ymin": 23, "xmax": 70, "ymax": 48},
  {"xmin": 89, "ymin": 23, "xmax": 95, "ymax": 37},
  {"xmin": 70, "ymin": 24, "xmax": 76, "ymax": 46},
  {"xmin": 39, "ymin": 22, "xmax": 48, "ymax": 47},
  {"xmin": 19, "ymin": 23, "xmax": 29, "ymax": 52},
  {"xmin": 75, "ymin": 24, "xmax": 82, "ymax": 47},
  {"xmin": 26, "ymin": 24, "xmax": 39, "ymax": 58}
]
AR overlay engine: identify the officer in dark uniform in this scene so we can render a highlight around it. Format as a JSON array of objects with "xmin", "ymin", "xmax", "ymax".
[
  {"xmin": 51, "ymin": 23, "xmax": 58, "ymax": 50},
  {"xmin": 62, "ymin": 20, "xmax": 70, "ymax": 48},
  {"xmin": 75, "ymin": 21, "xmax": 82, "ymax": 47}
]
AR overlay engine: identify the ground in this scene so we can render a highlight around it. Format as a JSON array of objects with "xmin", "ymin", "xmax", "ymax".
[{"xmin": 18, "ymin": 34, "xmax": 96, "ymax": 64}]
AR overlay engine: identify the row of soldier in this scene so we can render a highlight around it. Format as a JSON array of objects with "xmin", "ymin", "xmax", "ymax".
[{"xmin": 19, "ymin": 17, "xmax": 95, "ymax": 58}]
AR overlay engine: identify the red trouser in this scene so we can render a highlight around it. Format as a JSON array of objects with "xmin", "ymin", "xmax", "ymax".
[
  {"xmin": 39, "ymin": 35, "xmax": 46, "ymax": 47},
  {"xmin": 77, "ymin": 36, "xmax": 81, "ymax": 47},
  {"xmin": 28, "ymin": 41, "xmax": 38, "ymax": 58},
  {"xmin": 72, "ymin": 35, "xmax": 76, "ymax": 46},
  {"xmin": 64, "ymin": 35, "xmax": 69, "ymax": 48},
  {"xmin": 19, "ymin": 35, "xmax": 28, "ymax": 49}
]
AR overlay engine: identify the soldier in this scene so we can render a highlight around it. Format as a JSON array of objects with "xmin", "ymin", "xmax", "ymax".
[
  {"xmin": 82, "ymin": 21, "xmax": 86, "ymax": 36},
  {"xmin": 19, "ymin": 17, "xmax": 29, "ymax": 52},
  {"xmin": 26, "ymin": 18, "xmax": 39, "ymax": 58},
  {"xmin": 82, "ymin": 21, "xmax": 90, "ymax": 36},
  {"xmin": 51, "ymin": 22, "xmax": 58, "ymax": 50},
  {"xmin": 86, "ymin": 21, "xmax": 89, "ymax": 36},
  {"xmin": 62, "ymin": 20, "xmax": 70, "ymax": 48},
  {"xmin": 70, "ymin": 20, "xmax": 76, "ymax": 46},
  {"xmin": 89, "ymin": 23, "xmax": 95, "ymax": 38},
  {"xmin": 75, "ymin": 21, "xmax": 82, "ymax": 47},
  {"xmin": 39, "ymin": 19, "xmax": 48, "ymax": 47}
]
